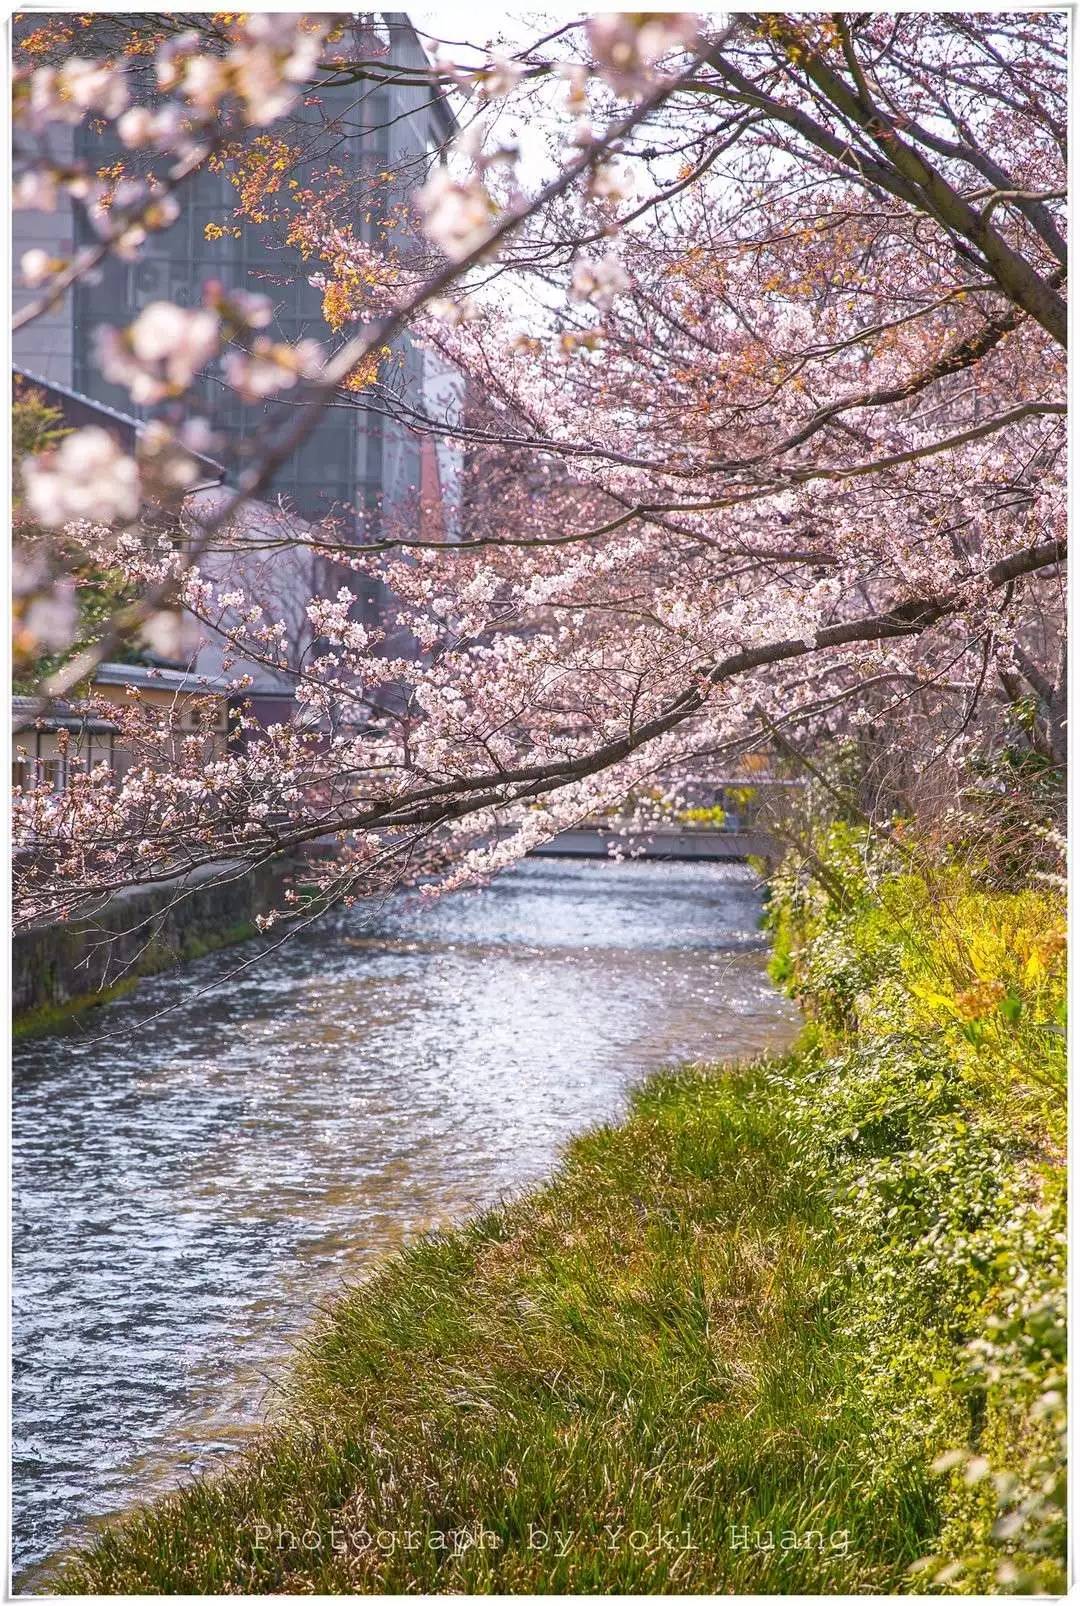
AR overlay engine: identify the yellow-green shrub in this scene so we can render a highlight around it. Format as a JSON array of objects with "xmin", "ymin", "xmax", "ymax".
[{"xmin": 767, "ymin": 838, "xmax": 1065, "ymax": 1593}]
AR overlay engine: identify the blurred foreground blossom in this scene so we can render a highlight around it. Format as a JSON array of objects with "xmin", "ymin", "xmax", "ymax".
[
  {"xmin": 571, "ymin": 253, "xmax": 631, "ymax": 311},
  {"xmin": 24, "ymin": 428, "xmax": 141, "ymax": 527},
  {"xmin": 224, "ymin": 336, "xmax": 326, "ymax": 400},
  {"xmin": 586, "ymin": 13, "xmax": 700, "ymax": 95},
  {"xmin": 21, "ymin": 57, "xmax": 129, "ymax": 129},
  {"xmin": 416, "ymin": 169, "xmax": 497, "ymax": 261},
  {"xmin": 23, "ymin": 580, "xmax": 80, "ymax": 653},
  {"xmin": 96, "ymin": 302, "xmax": 222, "ymax": 404},
  {"xmin": 155, "ymin": 13, "xmax": 333, "ymax": 127},
  {"xmin": 20, "ymin": 248, "xmax": 59, "ymax": 287},
  {"xmin": 479, "ymin": 51, "xmax": 526, "ymax": 99}
]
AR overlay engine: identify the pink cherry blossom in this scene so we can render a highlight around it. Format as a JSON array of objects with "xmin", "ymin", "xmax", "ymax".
[
  {"xmin": 10, "ymin": 10, "xmax": 1066, "ymax": 936},
  {"xmin": 415, "ymin": 169, "xmax": 497, "ymax": 262},
  {"xmin": 586, "ymin": 13, "xmax": 700, "ymax": 96},
  {"xmin": 24, "ymin": 429, "xmax": 141, "ymax": 528},
  {"xmin": 570, "ymin": 253, "xmax": 631, "ymax": 311}
]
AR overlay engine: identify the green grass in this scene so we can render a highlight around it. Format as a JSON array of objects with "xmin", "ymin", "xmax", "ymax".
[
  {"xmin": 49, "ymin": 851, "xmax": 1065, "ymax": 1595},
  {"xmin": 56, "ymin": 1054, "xmax": 932, "ymax": 1595}
]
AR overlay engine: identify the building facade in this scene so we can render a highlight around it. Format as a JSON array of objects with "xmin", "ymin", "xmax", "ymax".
[
  {"xmin": 13, "ymin": 13, "xmax": 463, "ymax": 537},
  {"xmin": 14, "ymin": 13, "xmax": 465, "ymax": 749}
]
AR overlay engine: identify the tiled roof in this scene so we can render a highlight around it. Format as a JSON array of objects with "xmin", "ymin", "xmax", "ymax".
[
  {"xmin": 11, "ymin": 695, "xmax": 119, "ymax": 734},
  {"xmin": 93, "ymin": 662, "xmax": 231, "ymax": 693}
]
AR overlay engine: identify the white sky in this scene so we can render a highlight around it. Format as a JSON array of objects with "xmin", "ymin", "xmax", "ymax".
[{"xmin": 409, "ymin": 9, "xmax": 579, "ymax": 60}]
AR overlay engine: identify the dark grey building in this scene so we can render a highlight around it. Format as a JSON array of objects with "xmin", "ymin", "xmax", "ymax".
[{"xmin": 14, "ymin": 12, "xmax": 462, "ymax": 536}]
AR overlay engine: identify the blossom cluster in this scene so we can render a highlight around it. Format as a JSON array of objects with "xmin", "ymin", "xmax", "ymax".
[{"xmin": 10, "ymin": 10, "xmax": 1067, "ymax": 933}]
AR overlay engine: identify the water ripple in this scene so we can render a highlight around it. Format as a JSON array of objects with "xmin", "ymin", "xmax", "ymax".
[{"xmin": 12, "ymin": 858, "xmax": 797, "ymax": 1583}]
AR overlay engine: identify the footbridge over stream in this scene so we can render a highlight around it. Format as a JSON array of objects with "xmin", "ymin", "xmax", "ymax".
[{"xmin": 529, "ymin": 826, "xmax": 779, "ymax": 865}]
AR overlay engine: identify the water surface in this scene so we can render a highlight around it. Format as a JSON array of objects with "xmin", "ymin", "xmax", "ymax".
[{"xmin": 12, "ymin": 858, "xmax": 796, "ymax": 1583}]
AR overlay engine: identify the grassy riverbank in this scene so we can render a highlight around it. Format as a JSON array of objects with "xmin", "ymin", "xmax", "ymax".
[{"xmin": 58, "ymin": 850, "xmax": 1064, "ymax": 1595}]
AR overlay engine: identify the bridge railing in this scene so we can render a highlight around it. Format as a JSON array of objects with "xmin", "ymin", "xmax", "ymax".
[{"xmin": 581, "ymin": 779, "xmax": 807, "ymax": 836}]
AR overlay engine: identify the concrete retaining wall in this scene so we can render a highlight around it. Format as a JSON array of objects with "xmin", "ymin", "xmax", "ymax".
[{"xmin": 13, "ymin": 859, "xmax": 288, "ymax": 1027}]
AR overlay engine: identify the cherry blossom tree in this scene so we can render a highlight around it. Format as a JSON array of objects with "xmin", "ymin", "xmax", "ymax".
[{"xmin": 12, "ymin": 11, "xmax": 1066, "ymax": 932}]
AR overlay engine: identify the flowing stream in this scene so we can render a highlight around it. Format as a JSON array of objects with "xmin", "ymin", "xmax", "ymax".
[{"xmin": 12, "ymin": 857, "xmax": 797, "ymax": 1585}]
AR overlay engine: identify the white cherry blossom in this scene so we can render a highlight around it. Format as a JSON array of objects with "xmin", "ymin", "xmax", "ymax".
[
  {"xmin": 570, "ymin": 253, "xmax": 631, "ymax": 311},
  {"xmin": 224, "ymin": 337, "xmax": 325, "ymax": 401},
  {"xmin": 96, "ymin": 303, "xmax": 221, "ymax": 404},
  {"xmin": 415, "ymin": 169, "xmax": 497, "ymax": 262},
  {"xmin": 586, "ymin": 13, "xmax": 700, "ymax": 96},
  {"xmin": 24, "ymin": 429, "xmax": 140, "ymax": 528},
  {"xmin": 20, "ymin": 249, "xmax": 56, "ymax": 288}
]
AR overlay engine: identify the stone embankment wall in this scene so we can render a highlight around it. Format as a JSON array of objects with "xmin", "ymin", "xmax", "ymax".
[{"xmin": 13, "ymin": 860, "xmax": 289, "ymax": 1031}]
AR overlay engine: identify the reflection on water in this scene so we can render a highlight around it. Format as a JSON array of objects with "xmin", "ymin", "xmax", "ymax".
[{"xmin": 12, "ymin": 858, "xmax": 797, "ymax": 1582}]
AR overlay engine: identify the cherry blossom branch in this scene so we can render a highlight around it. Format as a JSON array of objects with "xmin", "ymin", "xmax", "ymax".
[
  {"xmin": 47, "ymin": 534, "xmax": 1059, "ymax": 893},
  {"xmin": 699, "ymin": 21, "xmax": 1067, "ymax": 346},
  {"xmin": 31, "ymin": 44, "xmax": 717, "ymax": 710}
]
